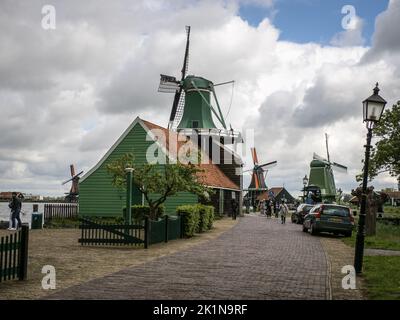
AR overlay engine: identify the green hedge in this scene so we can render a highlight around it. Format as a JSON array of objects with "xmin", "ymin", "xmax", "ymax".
[
  {"xmin": 176, "ymin": 204, "xmax": 215, "ymax": 237},
  {"xmin": 126, "ymin": 205, "xmax": 165, "ymax": 222},
  {"xmin": 176, "ymin": 204, "xmax": 200, "ymax": 237},
  {"xmin": 197, "ymin": 204, "xmax": 215, "ymax": 232}
]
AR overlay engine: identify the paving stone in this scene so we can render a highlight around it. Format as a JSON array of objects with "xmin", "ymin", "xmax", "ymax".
[{"xmin": 48, "ymin": 215, "xmax": 329, "ymax": 300}]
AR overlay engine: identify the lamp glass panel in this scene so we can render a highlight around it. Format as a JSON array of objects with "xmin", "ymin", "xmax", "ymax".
[{"xmin": 367, "ymin": 101, "xmax": 384, "ymax": 121}]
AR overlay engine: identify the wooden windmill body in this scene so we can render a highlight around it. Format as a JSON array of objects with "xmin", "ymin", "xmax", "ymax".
[
  {"xmin": 244, "ymin": 148, "xmax": 277, "ymax": 210},
  {"xmin": 62, "ymin": 164, "xmax": 83, "ymax": 203}
]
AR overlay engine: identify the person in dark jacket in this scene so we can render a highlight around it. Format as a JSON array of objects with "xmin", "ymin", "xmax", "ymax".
[{"xmin": 8, "ymin": 192, "xmax": 22, "ymax": 230}]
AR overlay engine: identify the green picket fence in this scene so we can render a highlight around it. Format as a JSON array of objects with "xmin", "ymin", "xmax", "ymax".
[
  {"xmin": 78, "ymin": 215, "xmax": 183, "ymax": 248},
  {"xmin": 79, "ymin": 217, "xmax": 147, "ymax": 248},
  {"xmin": 149, "ymin": 215, "xmax": 182, "ymax": 245},
  {"xmin": 0, "ymin": 225, "xmax": 29, "ymax": 282}
]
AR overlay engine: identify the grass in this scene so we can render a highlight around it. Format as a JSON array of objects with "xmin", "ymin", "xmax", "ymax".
[
  {"xmin": 342, "ymin": 221, "xmax": 400, "ymax": 250},
  {"xmin": 363, "ymin": 256, "xmax": 400, "ymax": 300},
  {"xmin": 382, "ymin": 206, "xmax": 400, "ymax": 218},
  {"xmin": 44, "ymin": 217, "xmax": 79, "ymax": 228}
]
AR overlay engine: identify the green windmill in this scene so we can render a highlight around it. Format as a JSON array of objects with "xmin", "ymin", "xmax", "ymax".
[
  {"xmin": 158, "ymin": 26, "xmax": 237, "ymax": 140},
  {"xmin": 305, "ymin": 134, "xmax": 347, "ymax": 203}
]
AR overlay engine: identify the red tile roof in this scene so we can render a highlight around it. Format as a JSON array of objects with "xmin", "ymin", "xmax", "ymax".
[{"xmin": 141, "ymin": 119, "xmax": 239, "ymax": 190}]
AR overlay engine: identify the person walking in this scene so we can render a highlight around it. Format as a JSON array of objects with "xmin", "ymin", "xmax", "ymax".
[
  {"xmin": 8, "ymin": 192, "xmax": 22, "ymax": 230},
  {"xmin": 279, "ymin": 199, "xmax": 289, "ymax": 224}
]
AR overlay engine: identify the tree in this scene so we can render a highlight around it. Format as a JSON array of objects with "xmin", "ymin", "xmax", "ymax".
[
  {"xmin": 354, "ymin": 101, "xmax": 400, "ymax": 235},
  {"xmin": 351, "ymin": 186, "xmax": 389, "ymax": 236},
  {"xmin": 106, "ymin": 153, "xmax": 211, "ymax": 220},
  {"xmin": 365, "ymin": 101, "xmax": 400, "ymax": 184}
]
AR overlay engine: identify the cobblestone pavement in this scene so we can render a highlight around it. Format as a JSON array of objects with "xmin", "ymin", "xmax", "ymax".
[
  {"xmin": 319, "ymin": 236, "xmax": 365, "ymax": 300},
  {"xmin": 48, "ymin": 215, "xmax": 330, "ymax": 300}
]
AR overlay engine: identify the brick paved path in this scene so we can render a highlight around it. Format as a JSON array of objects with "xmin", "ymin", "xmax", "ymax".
[{"xmin": 48, "ymin": 215, "xmax": 329, "ymax": 300}]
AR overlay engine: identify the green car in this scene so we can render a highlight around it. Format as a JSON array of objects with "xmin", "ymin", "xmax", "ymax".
[{"xmin": 302, "ymin": 204, "xmax": 354, "ymax": 237}]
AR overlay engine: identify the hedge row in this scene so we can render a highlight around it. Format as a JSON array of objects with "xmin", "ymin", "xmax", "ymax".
[
  {"xmin": 176, "ymin": 204, "xmax": 215, "ymax": 237},
  {"xmin": 125, "ymin": 205, "xmax": 165, "ymax": 222}
]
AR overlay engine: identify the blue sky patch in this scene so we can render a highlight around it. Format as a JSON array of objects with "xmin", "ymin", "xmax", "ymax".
[{"xmin": 238, "ymin": 0, "xmax": 389, "ymax": 45}]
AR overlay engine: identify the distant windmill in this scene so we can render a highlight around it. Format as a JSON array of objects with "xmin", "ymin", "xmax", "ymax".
[
  {"xmin": 62, "ymin": 164, "xmax": 83, "ymax": 202},
  {"xmin": 306, "ymin": 133, "xmax": 347, "ymax": 203},
  {"xmin": 244, "ymin": 147, "xmax": 277, "ymax": 207}
]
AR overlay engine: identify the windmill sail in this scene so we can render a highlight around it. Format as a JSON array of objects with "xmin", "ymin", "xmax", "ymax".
[{"xmin": 163, "ymin": 25, "xmax": 191, "ymax": 130}]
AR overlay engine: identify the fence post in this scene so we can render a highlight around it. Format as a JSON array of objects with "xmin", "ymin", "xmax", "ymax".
[
  {"xmin": 178, "ymin": 213, "xmax": 184, "ymax": 239},
  {"xmin": 144, "ymin": 217, "xmax": 149, "ymax": 249},
  {"xmin": 165, "ymin": 215, "xmax": 169, "ymax": 243},
  {"xmin": 18, "ymin": 224, "xmax": 29, "ymax": 281}
]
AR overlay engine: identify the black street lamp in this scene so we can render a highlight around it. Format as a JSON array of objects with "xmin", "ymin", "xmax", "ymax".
[
  {"xmin": 354, "ymin": 83, "xmax": 387, "ymax": 274},
  {"xmin": 302, "ymin": 175, "xmax": 309, "ymax": 203}
]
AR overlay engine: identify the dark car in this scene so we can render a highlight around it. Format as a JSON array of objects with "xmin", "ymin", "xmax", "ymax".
[
  {"xmin": 291, "ymin": 204, "xmax": 314, "ymax": 224},
  {"xmin": 303, "ymin": 204, "xmax": 354, "ymax": 237}
]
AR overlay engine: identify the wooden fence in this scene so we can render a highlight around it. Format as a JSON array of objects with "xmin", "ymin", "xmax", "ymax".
[
  {"xmin": 78, "ymin": 217, "xmax": 147, "ymax": 248},
  {"xmin": 78, "ymin": 215, "xmax": 183, "ymax": 249},
  {"xmin": 150, "ymin": 215, "xmax": 182, "ymax": 245},
  {"xmin": 0, "ymin": 224, "xmax": 29, "ymax": 282},
  {"xmin": 44, "ymin": 203, "xmax": 78, "ymax": 221}
]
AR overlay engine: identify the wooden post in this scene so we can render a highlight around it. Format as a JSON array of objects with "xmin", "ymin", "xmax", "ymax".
[
  {"xmin": 18, "ymin": 224, "xmax": 29, "ymax": 281},
  {"xmin": 178, "ymin": 213, "xmax": 184, "ymax": 239},
  {"xmin": 165, "ymin": 215, "xmax": 169, "ymax": 243},
  {"xmin": 144, "ymin": 217, "xmax": 149, "ymax": 249},
  {"xmin": 125, "ymin": 168, "xmax": 134, "ymax": 225}
]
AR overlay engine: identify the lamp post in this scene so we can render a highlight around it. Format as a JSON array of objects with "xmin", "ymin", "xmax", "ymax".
[
  {"xmin": 303, "ymin": 175, "xmax": 309, "ymax": 203},
  {"xmin": 125, "ymin": 168, "xmax": 135, "ymax": 225},
  {"xmin": 337, "ymin": 188, "xmax": 343, "ymax": 204},
  {"xmin": 354, "ymin": 83, "xmax": 387, "ymax": 274}
]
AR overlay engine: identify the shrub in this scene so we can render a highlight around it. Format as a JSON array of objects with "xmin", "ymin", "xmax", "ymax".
[
  {"xmin": 197, "ymin": 204, "xmax": 215, "ymax": 232},
  {"xmin": 176, "ymin": 204, "xmax": 200, "ymax": 237},
  {"xmin": 130, "ymin": 205, "xmax": 150, "ymax": 222},
  {"xmin": 127, "ymin": 205, "xmax": 165, "ymax": 222}
]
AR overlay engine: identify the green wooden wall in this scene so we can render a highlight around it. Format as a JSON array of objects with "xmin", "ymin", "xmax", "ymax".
[{"xmin": 79, "ymin": 122, "xmax": 198, "ymax": 217}]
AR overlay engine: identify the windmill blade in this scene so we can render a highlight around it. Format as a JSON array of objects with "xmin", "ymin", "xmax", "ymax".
[
  {"xmin": 72, "ymin": 171, "xmax": 84, "ymax": 179},
  {"xmin": 158, "ymin": 74, "xmax": 179, "ymax": 93},
  {"xmin": 181, "ymin": 26, "xmax": 191, "ymax": 80},
  {"xmin": 313, "ymin": 152, "xmax": 328, "ymax": 163},
  {"xmin": 62, "ymin": 177, "xmax": 73, "ymax": 185},
  {"xmin": 70, "ymin": 164, "xmax": 76, "ymax": 177},
  {"xmin": 167, "ymin": 26, "xmax": 191, "ymax": 129},
  {"xmin": 253, "ymin": 170, "xmax": 260, "ymax": 189},
  {"xmin": 251, "ymin": 148, "xmax": 259, "ymax": 165},
  {"xmin": 168, "ymin": 87, "xmax": 183, "ymax": 129},
  {"xmin": 258, "ymin": 160, "xmax": 277, "ymax": 171},
  {"xmin": 325, "ymin": 133, "xmax": 331, "ymax": 163},
  {"xmin": 332, "ymin": 162, "xmax": 348, "ymax": 173}
]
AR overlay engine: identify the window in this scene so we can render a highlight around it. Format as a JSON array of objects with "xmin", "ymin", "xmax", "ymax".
[
  {"xmin": 192, "ymin": 120, "xmax": 199, "ymax": 128},
  {"xmin": 322, "ymin": 206, "xmax": 350, "ymax": 217}
]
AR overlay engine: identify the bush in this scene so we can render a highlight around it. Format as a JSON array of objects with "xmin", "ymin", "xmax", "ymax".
[
  {"xmin": 197, "ymin": 204, "xmax": 215, "ymax": 232},
  {"xmin": 176, "ymin": 204, "xmax": 200, "ymax": 237},
  {"xmin": 127, "ymin": 205, "xmax": 165, "ymax": 222},
  {"xmin": 130, "ymin": 205, "xmax": 150, "ymax": 222}
]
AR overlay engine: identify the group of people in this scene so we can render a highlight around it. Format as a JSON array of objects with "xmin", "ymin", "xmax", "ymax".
[
  {"xmin": 259, "ymin": 199, "xmax": 289, "ymax": 224},
  {"xmin": 7, "ymin": 192, "xmax": 23, "ymax": 231}
]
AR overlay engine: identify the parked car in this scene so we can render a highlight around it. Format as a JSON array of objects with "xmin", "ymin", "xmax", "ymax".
[
  {"xmin": 291, "ymin": 204, "xmax": 314, "ymax": 224},
  {"xmin": 302, "ymin": 204, "xmax": 354, "ymax": 237}
]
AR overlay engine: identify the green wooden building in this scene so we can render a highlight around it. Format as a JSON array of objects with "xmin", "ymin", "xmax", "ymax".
[{"xmin": 79, "ymin": 117, "xmax": 241, "ymax": 217}]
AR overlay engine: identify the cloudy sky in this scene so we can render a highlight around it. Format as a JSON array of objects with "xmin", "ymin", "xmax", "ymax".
[{"xmin": 0, "ymin": 0, "xmax": 399, "ymax": 197}]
